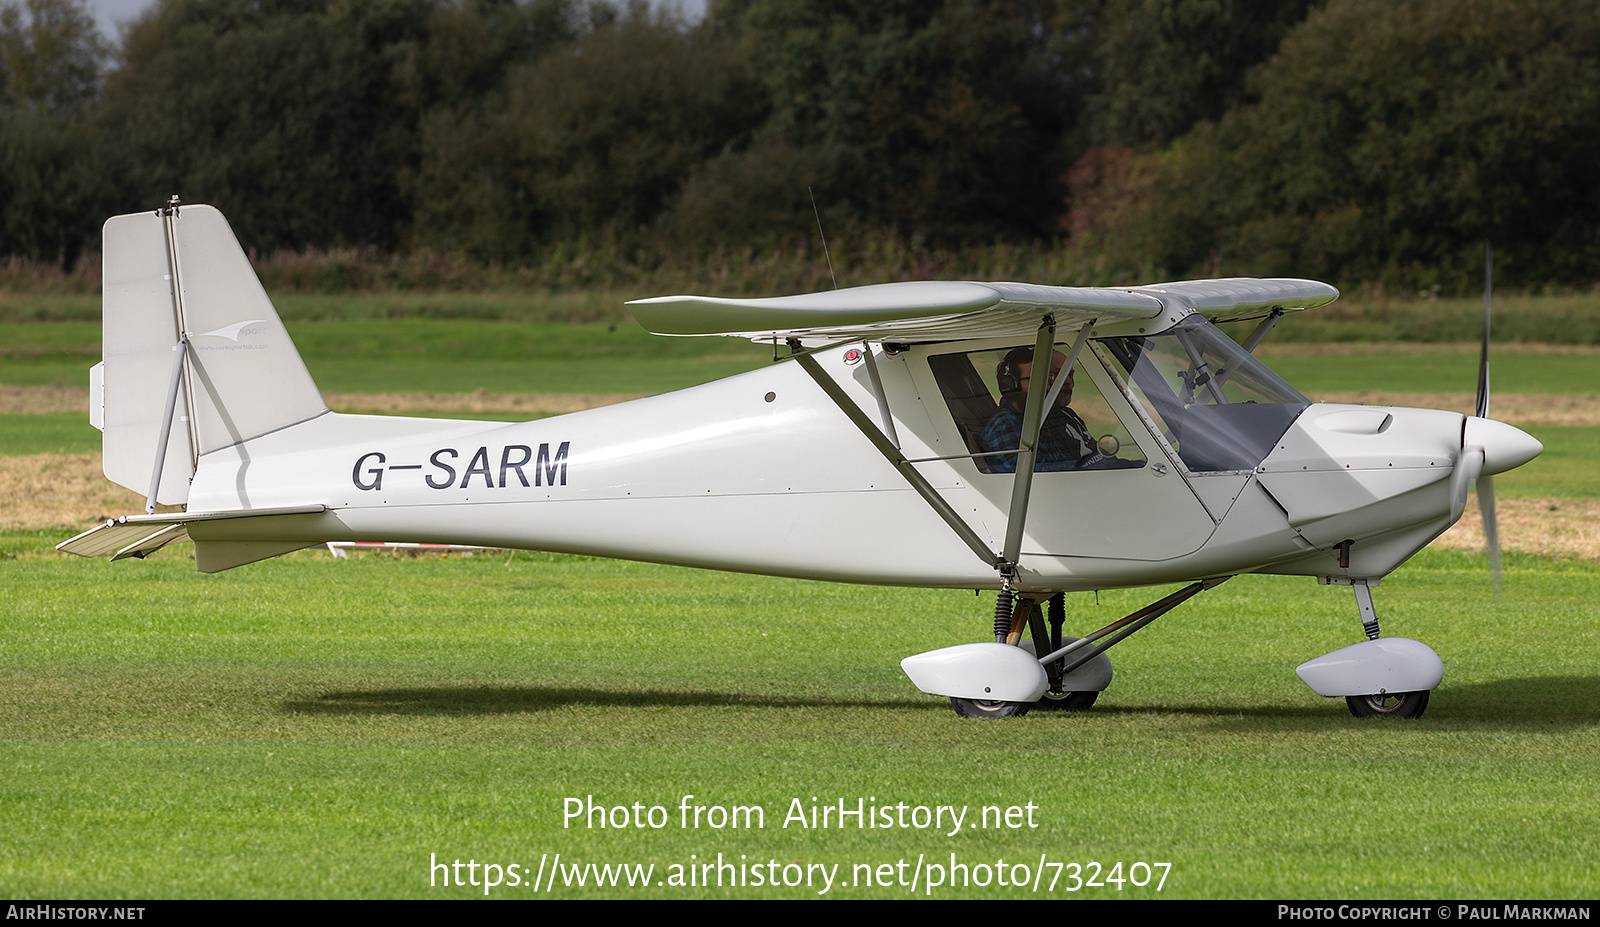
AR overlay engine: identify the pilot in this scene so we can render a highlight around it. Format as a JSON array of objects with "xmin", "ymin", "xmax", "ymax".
[{"xmin": 980, "ymin": 346, "xmax": 1104, "ymax": 473}]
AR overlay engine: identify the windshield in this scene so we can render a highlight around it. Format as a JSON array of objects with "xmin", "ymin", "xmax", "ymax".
[{"xmin": 1096, "ymin": 316, "xmax": 1308, "ymax": 472}]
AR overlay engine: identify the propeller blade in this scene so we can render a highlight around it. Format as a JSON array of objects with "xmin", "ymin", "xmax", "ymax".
[
  {"xmin": 1450, "ymin": 446, "xmax": 1484, "ymax": 515},
  {"xmin": 1476, "ymin": 242, "xmax": 1498, "ymax": 595},
  {"xmin": 1476, "ymin": 242, "xmax": 1492, "ymax": 419},
  {"xmin": 1478, "ymin": 474, "xmax": 1501, "ymax": 596}
]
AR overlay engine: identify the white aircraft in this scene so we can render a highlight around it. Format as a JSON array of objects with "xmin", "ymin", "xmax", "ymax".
[{"xmin": 60, "ymin": 203, "xmax": 1543, "ymax": 719}]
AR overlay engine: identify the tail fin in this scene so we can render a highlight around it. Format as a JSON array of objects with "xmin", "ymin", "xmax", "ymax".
[{"xmin": 100, "ymin": 203, "xmax": 327, "ymax": 506}]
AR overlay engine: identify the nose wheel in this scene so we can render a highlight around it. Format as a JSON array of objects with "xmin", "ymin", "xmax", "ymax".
[{"xmin": 1295, "ymin": 580, "xmax": 1442, "ymax": 719}]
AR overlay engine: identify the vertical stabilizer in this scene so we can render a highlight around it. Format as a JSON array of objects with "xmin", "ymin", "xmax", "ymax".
[{"xmin": 100, "ymin": 204, "xmax": 328, "ymax": 505}]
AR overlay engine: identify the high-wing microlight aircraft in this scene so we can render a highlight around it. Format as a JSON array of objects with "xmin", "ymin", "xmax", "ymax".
[{"xmin": 61, "ymin": 203, "xmax": 1543, "ymax": 719}]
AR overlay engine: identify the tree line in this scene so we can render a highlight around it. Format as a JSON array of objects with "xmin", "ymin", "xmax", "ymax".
[{"xmin": 1, "ymin": 0, "xmax": 1595, "ymax": 293}]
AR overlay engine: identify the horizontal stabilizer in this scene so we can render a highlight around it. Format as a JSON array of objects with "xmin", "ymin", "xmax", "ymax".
[
  {"xmin": 57, "ymin": 505, "xmax": 327, "ymax": 561},
  {"xmin": 57, "ymin": 519, "xmax": 189, "ymax": 559},
  {"xmin": 111, "ymin": 523, "xmax": 190, "ymax": 561},
  {"xmin": 628, "ymin": 278, "xmax": 1337, "ymax": 344},
  {"xmin": 194, "ymin": 540, "xmax": 319, "ymax": 573}
]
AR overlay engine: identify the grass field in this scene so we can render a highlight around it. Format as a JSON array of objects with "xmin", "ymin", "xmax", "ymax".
[
  {"xmin": 0, "ymin": 318, "xmax": 773, "ymax": 394},
  {"xmin": 2, "ymin": 295, "xmax": 1597, "ymax": 899},
  {"xmin": 0, "ymin": 538, "xmax": 1596, "ymax": 898}
]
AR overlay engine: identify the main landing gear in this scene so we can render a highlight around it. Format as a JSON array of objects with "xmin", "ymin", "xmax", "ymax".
[
  {"xmin": 1294, "ymin": 580, "xmax": 1443, "ymax": 719},
  {"xmin": 947, "ymin": 592, "xmax": 1107, "ymax": 718},
  {"xmin": 1345, "ymin": 691, "xmax": 1430, "ymax": 718},
  {"xmin": 900, "ymin": 579, "xmax": 1230, "ymax": 719},
  {"xmin": 949, "ymin": 696, "xmax": 1033, "ymax": 719}
]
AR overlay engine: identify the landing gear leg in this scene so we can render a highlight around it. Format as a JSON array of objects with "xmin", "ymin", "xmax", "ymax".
[
  {"xmin": 1031, "ymin": 594, "xmax": 1098, "ymax": 711},
  {"xmin": 1296, "ymin": 579, "xmax": 1441, "ymax": 719},
  {"xmin": 948, "ymin": 587, "xmax": 1034, "ymax": 718},
  {"xmin": 1354, "ymin": 581, "xmax": 1380, "ymax": 640},
  {"xmin": 914, "ymin": 580, "xmax": 1227, "ymax": 720},
  {"xmin": 1343, "ymin": 581, "xmax": 1428, "ymax": 718}
]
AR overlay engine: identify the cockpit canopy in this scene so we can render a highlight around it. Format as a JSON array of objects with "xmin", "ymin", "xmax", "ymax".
[
  {"xmin": 930, "ymin": 315, "xmax": 1309, "ymax": 475},
  {"xmin": 1098, "ymin": 316, "xmax": 1309, "ymax": 472}
]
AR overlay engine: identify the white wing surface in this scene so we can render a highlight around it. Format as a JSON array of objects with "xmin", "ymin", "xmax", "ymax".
[
  {"xmin": 628, "ymin": 281, "xmax": 1163, "ymax": 343},
  {"xmin": 628, "ymin": 278, "xmax": 1338, "ymax": 343},
  {"xmin": 1133, "ymin": 278, "xmax": 1340, "ymax": 323}
]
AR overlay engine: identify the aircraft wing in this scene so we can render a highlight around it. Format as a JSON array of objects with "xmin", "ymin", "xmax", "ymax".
[
  {"xmin": 627, "ymin": 278, "xmax": 1337, "ymax": 343},
  {"xmin": 1134, "ymin": 278, "xmax": 1339, "ymax": 323},
  {"xmin": 628, "ymin": 281, "xmax": 1163, "ymax": 343}
]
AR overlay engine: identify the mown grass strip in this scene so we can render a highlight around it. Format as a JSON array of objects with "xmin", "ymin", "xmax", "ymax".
[{"xmin": 0, "ymin": 543, "xmax": 1596, "ymax": 898}]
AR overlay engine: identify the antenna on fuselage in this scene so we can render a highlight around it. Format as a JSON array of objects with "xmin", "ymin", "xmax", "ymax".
[{"xmin": 809, "ymin": 186, "xmax": 838, "ymax": 289}]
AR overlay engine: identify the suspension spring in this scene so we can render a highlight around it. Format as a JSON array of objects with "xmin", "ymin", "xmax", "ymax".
[{"xmin": 993, "ymin": 584, "xmax": 1014, "ymax": 643}]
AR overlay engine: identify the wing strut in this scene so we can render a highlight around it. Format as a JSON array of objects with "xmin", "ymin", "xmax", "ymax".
[
  {"xmin": 1239, "ymin": 308, "xmax": 1285, "ymax": 354},
  {"xmin": 796, "ymin": 320, "xmax": 1095, "ymax": 579},
  {"xmin": 999, "ymin": 319, "xmax": 1056, "ymax": 568},
  {"xmin": 793, "ymin": 350, "xmax": 998, "ymax": 567},
  {"xmin": 858, "ymin": 342, "xmax": 900, "ymax": 448},
  {"xmin": 999, "ymin": 320, "xmax": 1093, "ymax": 572},
  {"xmin": 1212, "ymin": 308, "xmax": 1284, "ymax": 394}
]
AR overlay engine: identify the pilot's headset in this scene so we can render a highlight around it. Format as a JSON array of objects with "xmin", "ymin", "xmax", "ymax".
[{"xmin": 996, "ymin": 346, "xmax": 1035, "ymax": 396}]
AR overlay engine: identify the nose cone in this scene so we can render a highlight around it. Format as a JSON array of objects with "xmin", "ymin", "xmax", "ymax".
[{"xmin": 1464, "ymin": 417, "xmax": 1543, "ymax": 475}]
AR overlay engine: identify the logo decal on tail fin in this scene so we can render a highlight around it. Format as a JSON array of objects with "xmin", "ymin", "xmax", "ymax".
[{"xmin": 194, "ymin": 319, "xmax": 270, "ymax": 342}]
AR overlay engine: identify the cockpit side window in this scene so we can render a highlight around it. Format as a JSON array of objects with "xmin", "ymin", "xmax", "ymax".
[
  {"xmin": 929, "ymin": 346, "xmax": 1146, "ymax": 474},
  {"xmin": 928, "ymin": 353, "xmax": 1000, "ymax": 471}
]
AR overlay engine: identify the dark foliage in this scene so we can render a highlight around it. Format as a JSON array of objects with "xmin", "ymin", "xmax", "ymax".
[
  {"xmin": 1085, "ymin": 0, "xmax": 1321, "ymax": 149},
  {"xmin": 1084, "ymin": 0, "xmax": 1600, "ymax": 290},
  {"xmin": 2, "ymin": 0, "xmax": 1598, "ymax": 294},
  {"xmin": 0, "ymin": 0, "xmax": 110, "ymax": 265},
  {"xmin": 721, "ymin": 0, "xmax": 1079, "ymax": 242}
]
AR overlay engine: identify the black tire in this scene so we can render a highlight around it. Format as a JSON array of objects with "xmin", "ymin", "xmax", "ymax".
[
  {"xmin": 1345, "ymin": 690, "xmax": 1430, "ymax": 719},
  {"xmin": 950, "ymin": 697, "xmax": 1031, "ymax": 718},
  {"xmin": 1034, "ymin": 689, "xmax": 1099, "ymax": 712}
]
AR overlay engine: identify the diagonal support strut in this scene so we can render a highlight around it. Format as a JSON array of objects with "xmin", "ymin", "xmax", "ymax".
[{"xmin": 794, "ymin": 351, "xmax": 998, "ymax": 567}]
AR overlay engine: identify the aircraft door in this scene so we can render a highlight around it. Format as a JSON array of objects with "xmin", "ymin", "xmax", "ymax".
[{"xmin": 917, "ymin": 342, "xmax": 1216, "ymax": 561}]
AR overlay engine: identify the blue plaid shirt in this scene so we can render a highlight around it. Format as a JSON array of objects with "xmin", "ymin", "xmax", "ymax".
[{"xmin": 980, "ymin": 404, "xmax": 1098, "ymax": 473}]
